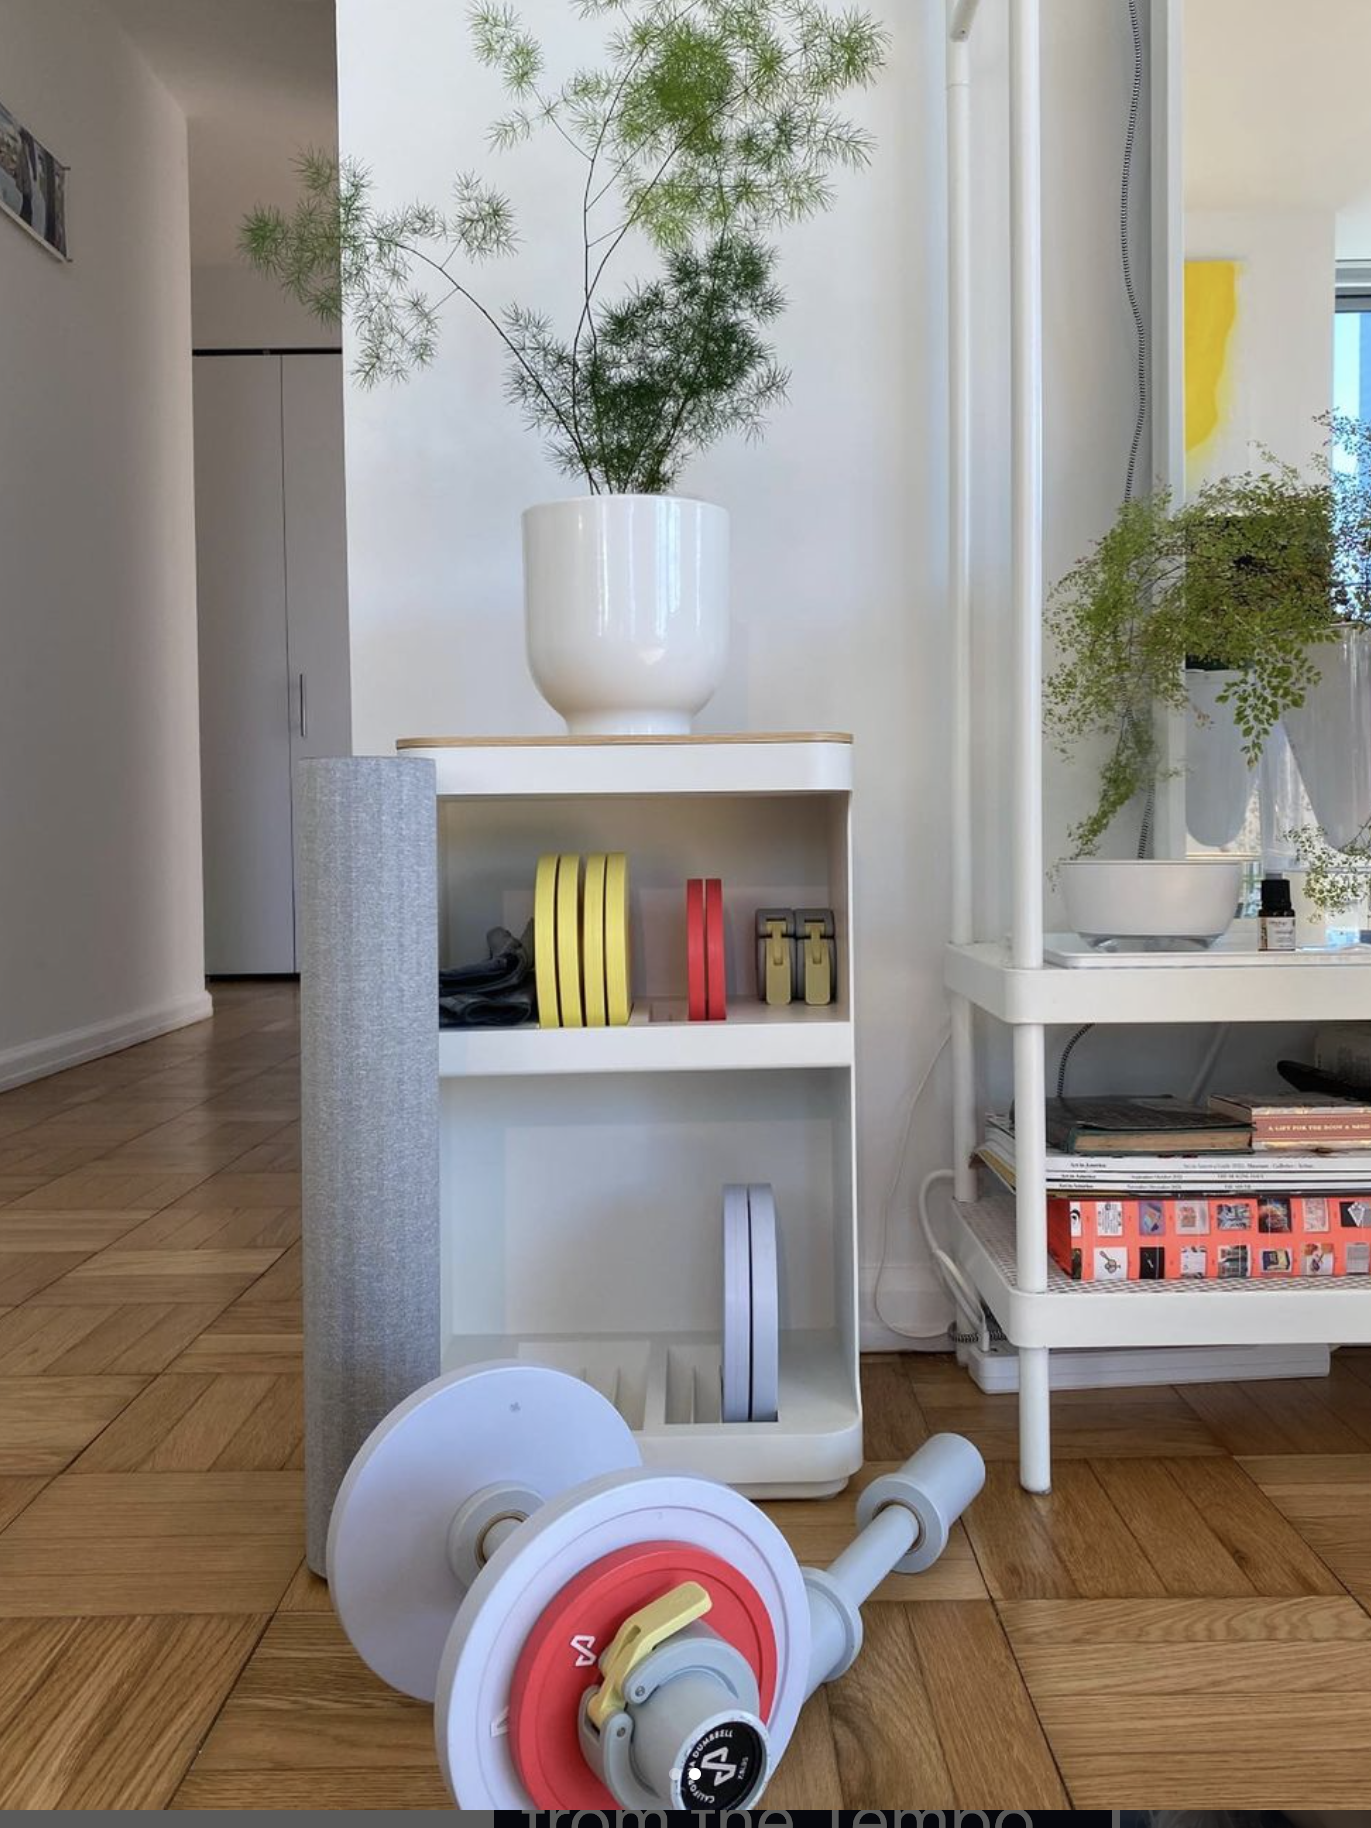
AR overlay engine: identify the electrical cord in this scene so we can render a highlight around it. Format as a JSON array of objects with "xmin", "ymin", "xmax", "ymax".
[
  {"xmin": 1187, "ymin": 1022, "xmax": 1231, "ymax": 1104},
  {"xmin": 917, "ymin": 1168, "xmax": 991, "ymax": 1348},
  {"xmin": 1056, "ymin": 1022, "xmax": 1093, "ymax": 1100},
  {"xmin": 1120, "ymin": 0, "xmax": 1147, "ymax": 506},
  {"xmin": 1120, "ymin": 0, "xmax": 1157, "ymax": 863},
  {"xmin": 1117, "ymin": 0, "xmax": 1221, "ymax": 1081},
  {"xmin": 872, "ymin": 1030, "xmax": 985, "ymax": 1343}
]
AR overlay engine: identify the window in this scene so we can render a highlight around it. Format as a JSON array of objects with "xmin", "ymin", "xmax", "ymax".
[{"xmin": 1335, "ymin": 262, "xmax": 1371, "ymax": 469}]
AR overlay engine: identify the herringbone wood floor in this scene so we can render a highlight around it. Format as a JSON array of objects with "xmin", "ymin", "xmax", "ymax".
[{"xmin": 0, "ymin": 980, "xmax": 1369, "ymax": 1808}]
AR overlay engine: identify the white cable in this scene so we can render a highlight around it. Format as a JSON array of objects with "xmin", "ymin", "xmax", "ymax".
[
  {"xmin": 1187, "ymin": 1023, "xmax": 1231, "ymax": 1105},
  {"xmin": 919, "ymin": 1167, "xmax": 989, "ymax": 1348},
  {"xmin": 871, "ymin": 1028, "xmax": 984, "ymax": 1344}
]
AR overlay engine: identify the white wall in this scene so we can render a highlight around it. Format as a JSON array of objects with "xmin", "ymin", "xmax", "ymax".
[
  {"xmin": 0, "ymin": 0, "xmax": 210, "ymax": 1085},
  {"xmin": 335, "ymin": 0, "xmax": 1241, "ymax": 1339},
  {"xmin": 192, "ymin": 263, "xmax": 341, "ymax": 350},
  {"xmin": 1184, "ymin": 0, "xmax": 1371, "ymax": 261},
  {"xmin": 1185, "ymin": 209, "xmax": 1334, "ymax": 476}
]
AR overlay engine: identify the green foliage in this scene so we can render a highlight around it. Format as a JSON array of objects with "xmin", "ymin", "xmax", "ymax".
[
  {"xmin": 1046, "ymin": 438, "xmax": 1368, "ymax": 857},
  {"xmin": 1287, "ymin": 820, "xmax": 1371, "ymax": 917},
  {"xmin": 240, "ymin": 0, "xmax": 887, "ymax": 493},
  {"xmin": 505, "ymin": 236, "xmax": 787, "ymax": 491},
  {"xmin": 1275, "ymin": 413, "xmax": 1371, "ymax": 912}
]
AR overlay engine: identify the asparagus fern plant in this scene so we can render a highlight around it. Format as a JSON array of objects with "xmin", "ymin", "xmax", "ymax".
[{"xmin": 241, "ymin": 0, "xmax": 888, "ymax": 494}]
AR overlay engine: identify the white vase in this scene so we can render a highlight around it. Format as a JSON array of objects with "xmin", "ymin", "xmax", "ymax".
[
  {"xmin": 1184, "ymin": 668, "xmax": 1255, "ymax": 849},
  {"xmin": 1282, "ymin": 627, "xmax": 1371, "ymax": 847},
  {"xmin": 522, "ymin": 494, "xmax": 730, "ymax": 736}
]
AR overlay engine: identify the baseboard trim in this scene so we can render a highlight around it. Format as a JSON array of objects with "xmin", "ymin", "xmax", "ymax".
[
  {"xmin": 0, "ymin": 990, "xmax": 215, "ymax": 1092},
  {"xmin": 859, "ymin": 1260, "xmax": 953, "ymax": 1351}
]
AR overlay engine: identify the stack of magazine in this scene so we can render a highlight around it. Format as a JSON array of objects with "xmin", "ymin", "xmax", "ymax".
[{"xmin": 978, "ymin": 1099, "xmax": 1371, "ymax": 1283}]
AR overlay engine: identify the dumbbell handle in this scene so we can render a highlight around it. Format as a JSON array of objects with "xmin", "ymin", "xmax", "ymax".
[
  {"xmin": 804, "ymin": 1432, "xmax": 986, "ymax": 1696},
  {"xmin": 823, "ymin": 1500, "xmax": 918, "ymax": 1609}
]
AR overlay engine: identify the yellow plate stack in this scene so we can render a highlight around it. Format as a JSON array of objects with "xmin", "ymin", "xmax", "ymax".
[{"xmin": 533, "ymin": 852, "xmax": 631, "ymax": 1027}]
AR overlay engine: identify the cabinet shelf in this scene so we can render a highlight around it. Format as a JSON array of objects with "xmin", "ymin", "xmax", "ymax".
[
  {"xmin": 438, "ymin": 1000, "xmax": 854, "ymax": 1077},
  {"xmin": 946, "ymin": 939, "xmax": 1371, "ymax": 1026},
  {"xmin": 401, "ymin": 733, "xmax": 853, "ymax": 800},
  {"xmin": 439, "ymin": 1327, "xmax": 859, "ymax": 1497},
  {"xmin": 949, "ymin": 1194, "xmax": 1371, "ymax": 1351}
]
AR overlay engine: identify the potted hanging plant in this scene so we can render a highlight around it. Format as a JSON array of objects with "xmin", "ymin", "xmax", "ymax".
[
  {"xmin": 1180, "ymin": 489, "xmax": 1344, "ymax": 848},
  {"xmin": 1047, "ymin": 459, "xmax": 1338, "ymax": 855},
  {"xmin": 1279, "ymin": 412, "xmax": 1371, "ymax": 854},
  {"xmin": 241, "ymin": 0, "xmax": 888, "ymax": 735},
  {"xmin": 1045, "ymin": 459, "xmax": 1337, "ymax": 943}
]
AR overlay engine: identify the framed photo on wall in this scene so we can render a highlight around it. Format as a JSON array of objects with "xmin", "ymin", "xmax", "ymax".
[{"xmin": 0, "ymin": 100, "xmax": 69, "ymax": 260}]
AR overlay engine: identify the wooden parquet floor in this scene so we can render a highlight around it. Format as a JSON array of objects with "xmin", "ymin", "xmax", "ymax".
[{"xmin": 0, "ymin": 980, "xmax": 1369, "ymax": 1808}]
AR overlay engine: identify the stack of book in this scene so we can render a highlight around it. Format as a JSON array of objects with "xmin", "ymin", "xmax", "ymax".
[
  {"xmin": 1046, "ymin": 1191, "xmax": 1368, "ymax": 1283},
  {"xmin": 1207, "ymin": 1091, "xmax": 1371, "ymax": 1151},
  {"xmin": 977, "ymin": 1098, "xmax": 1371, "ymax": 1283}
]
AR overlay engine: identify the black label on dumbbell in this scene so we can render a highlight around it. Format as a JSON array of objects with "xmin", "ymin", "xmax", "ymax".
[{"xmin": 677, "ymin": 1718, "xmax": 765, "ymax": 1809}]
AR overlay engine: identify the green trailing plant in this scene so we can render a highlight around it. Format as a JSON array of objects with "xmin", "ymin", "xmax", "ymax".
[
  {"xmin": 240, "ymin": 0, "xmax": 888, "ymax": 493},
  {"xmin": 1047, "ymin": 430, "xmax": 1365, "ymax": 857},
  {"xmin": 1280, "ymin": 413, "xmax": 1371, "ymax": 911},
  {"xmin": 1287, "ymin": 820, "xmax": 1371, "ymax": 917}
]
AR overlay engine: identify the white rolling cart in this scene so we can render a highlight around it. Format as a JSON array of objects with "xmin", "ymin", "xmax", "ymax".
[
  {"xmin": 402, "ymin": 732, "xmax": 863, "ymax": 1497},
  {"xmin": 942, "ymin": 0, "xmax": 1371, "ymax": 1493}
]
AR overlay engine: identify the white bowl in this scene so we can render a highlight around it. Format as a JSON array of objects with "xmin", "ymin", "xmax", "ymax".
[{"xmin": 1059, "ymin": 858, "xmax": 1243, "ymax": 948}]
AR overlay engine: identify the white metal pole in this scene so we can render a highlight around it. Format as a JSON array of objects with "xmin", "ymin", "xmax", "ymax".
[
  {"xmin": 1017, "ymin": 1329, "xmax": 1052, "ymax": 1492},
  {"xmin": 1009, "ymin": 0, "xmax": 1044, "ymax": 970},
  {"xmin": 948, "ymin": 1, "xmax": 979, "ymax": 1205},
  {"xmin": 948, "ymin": 15, "xmax": 973, "ymax": 951},
  {"xmin": 1009, "ymin": 0, "xmax": 1051, "ymax": 1495},
  {"xmin": 1014, "ymin": 1023, "xmax": 1051, "ymax": 1491}
]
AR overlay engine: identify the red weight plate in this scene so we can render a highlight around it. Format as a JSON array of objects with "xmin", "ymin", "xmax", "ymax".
[
  {"xmin": 509, "ymin": 1539, "xmax": 778, "ymax": 1808},
  {"xmin": 686, "ymin": 879, "xmax": 707, "ymax": 1022},
  {"xmin": 704, "ymin": 878, "xmax": 727, "ymax": 1021}
]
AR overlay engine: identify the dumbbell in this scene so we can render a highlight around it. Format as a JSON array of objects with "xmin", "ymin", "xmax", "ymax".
[{"xmin": 327, "ymin": 1360, "xmax": 985, "ymax": 1809}]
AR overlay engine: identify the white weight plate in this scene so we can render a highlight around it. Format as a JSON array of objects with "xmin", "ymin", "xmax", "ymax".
[
  {"xmin": 748, "ymin": 1184, "xmax": 780, "ymax": 1424},
  {"xmin": 722, "ymin": 1184, "xmax": 751, "ymax": 1423},
  {"xmin": 434, "ymin": 1467, "xmax": 812, "ymax": 1807},
  {"xmin": 327, "ymin": 1361, "xmax": 640, "ymax": 1701}
]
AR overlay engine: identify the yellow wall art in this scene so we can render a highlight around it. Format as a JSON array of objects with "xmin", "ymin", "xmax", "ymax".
[{"xmin": 1185, "ymin": 257, "xmax": 1244, "ymax": 489}]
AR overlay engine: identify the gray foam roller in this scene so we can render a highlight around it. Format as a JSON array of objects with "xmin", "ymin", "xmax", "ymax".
[{"xmin": 300, "ymin": 757, "xmax": 439, "ymax": 1573}]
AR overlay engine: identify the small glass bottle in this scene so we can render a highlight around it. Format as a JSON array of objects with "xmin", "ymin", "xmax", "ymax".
[{"xmin": 1259, "ymin": 874, "xmax": 1297, "ymax": 952}]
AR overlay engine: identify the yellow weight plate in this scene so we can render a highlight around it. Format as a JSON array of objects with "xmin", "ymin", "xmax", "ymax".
[
  {"xmin": 556, "ymin": 852, "xmax": 583, "ymax": 1028},
  {"xmin": 534, "ymin": 853, "xmax": 560, "ymax": 1029},
  {"xmin": 604, "ymin": 852, "xmax": 631, "ymax": 1027},
  {"xmin": 582, "ymin": 853, "xmax": 608, "ymax": 1028}
]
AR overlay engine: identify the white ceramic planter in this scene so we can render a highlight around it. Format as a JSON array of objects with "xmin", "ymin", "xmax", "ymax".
[
  {"xmin": 1282, "ymin": 627, "xmax": 1371, "ymax": 847},
  {"xmin": 1185, "ymin": 668, "xmax": 1256, "ymax": 849},
  {"xmin": 1059, "ymin": 858, "xmax": 1244, "ymax": 948},
  {"xmin": 522, "ymin": 494, "xmax": 730, "ymax": 736}
]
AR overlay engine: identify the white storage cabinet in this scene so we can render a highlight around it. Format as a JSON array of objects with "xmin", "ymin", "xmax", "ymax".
[{"xmin": 403, "ymin": 734, "xmax": 863, "ymax": 1497}]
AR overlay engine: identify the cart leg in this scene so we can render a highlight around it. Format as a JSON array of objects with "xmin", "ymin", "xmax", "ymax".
[
  {"xmin": 1018, "ymin": 1345, "xmax": 1051, "ymax": 1492},
  {"xmin": 1012, "ymin": 1023, "xmax": 1050, "ymax": 1493}
]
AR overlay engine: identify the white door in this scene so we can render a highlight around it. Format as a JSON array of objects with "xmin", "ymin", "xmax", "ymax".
[
  {"xmin": 194, "ymin": 355, "xmax": 296, "ymax": 975},
  {"xmin": 283, "ymin": 354, "xmax": 352, "ymax": 964}
]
